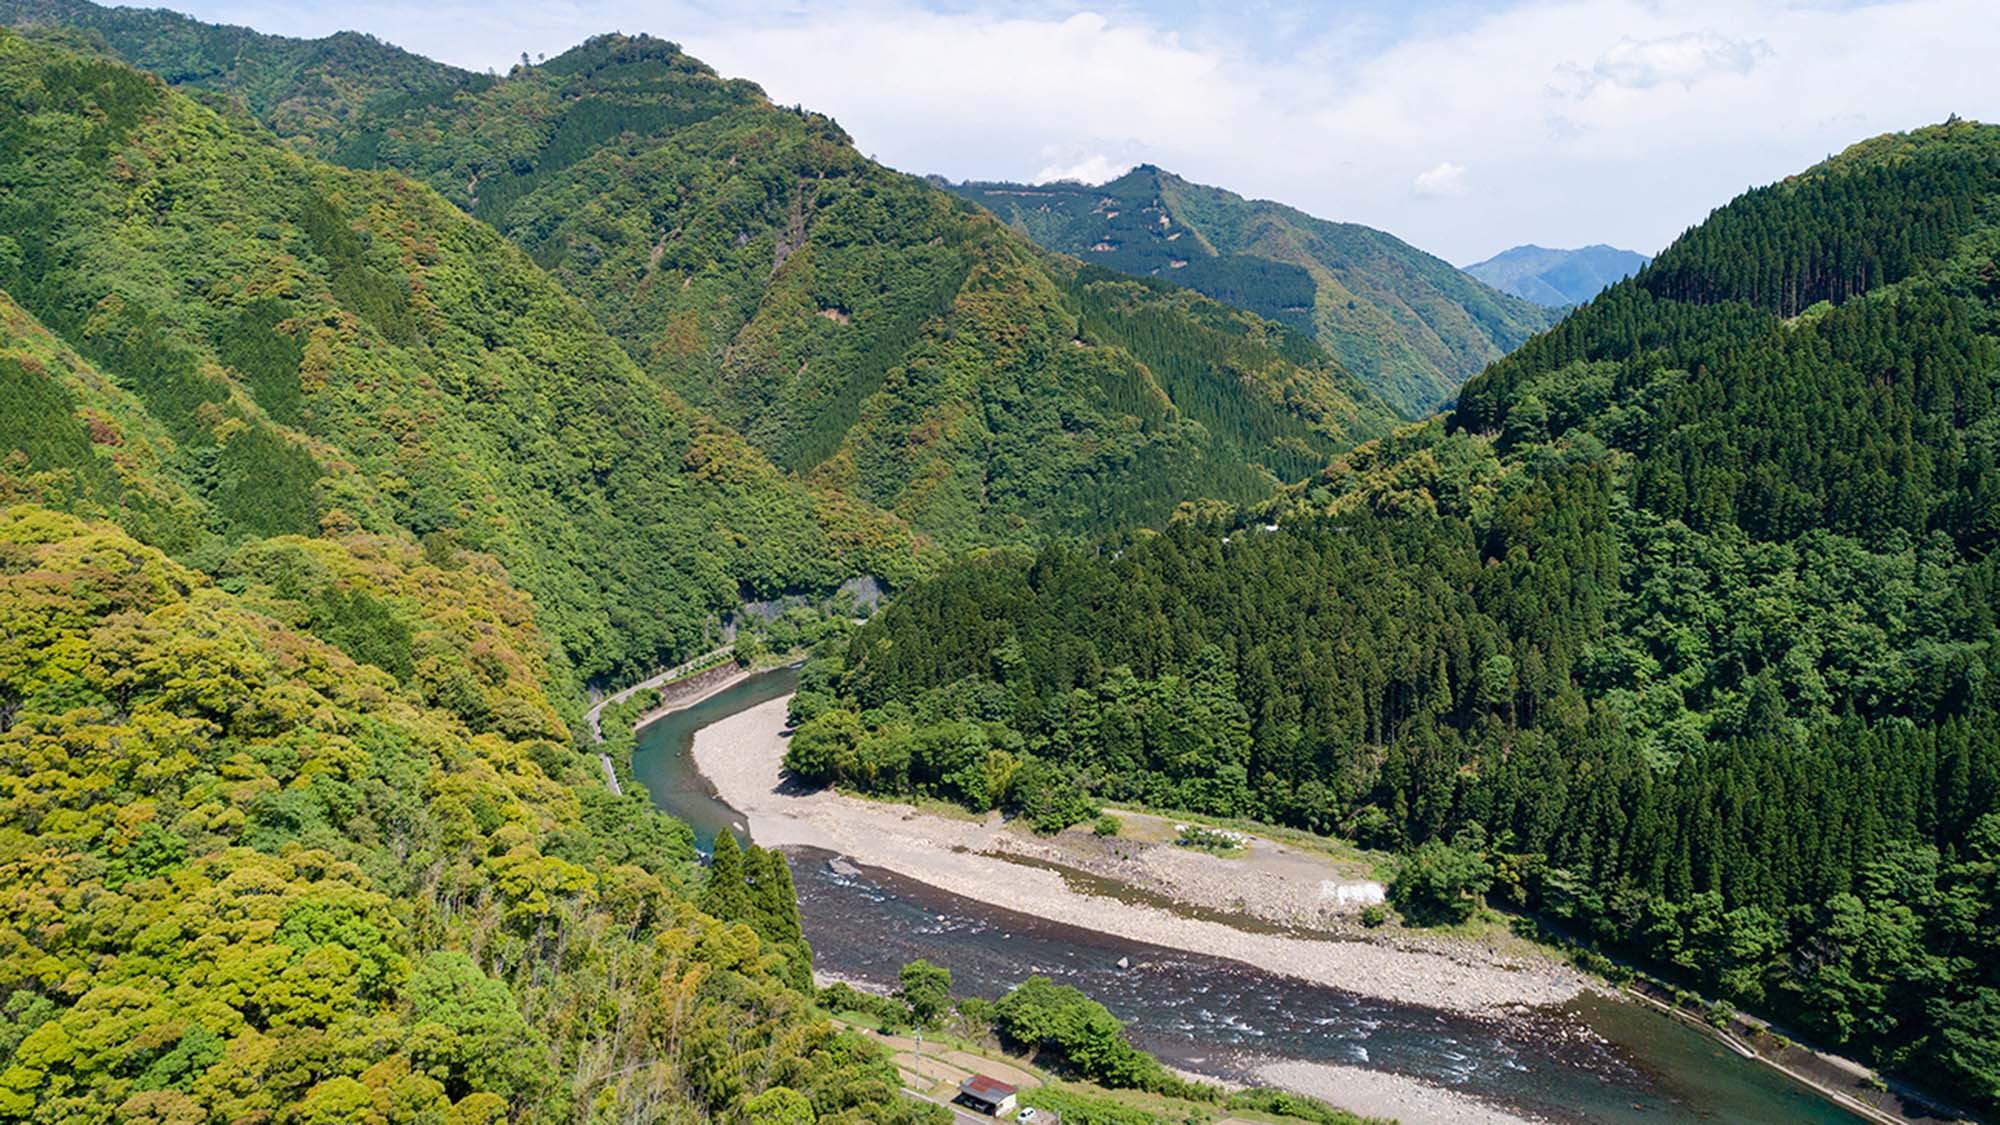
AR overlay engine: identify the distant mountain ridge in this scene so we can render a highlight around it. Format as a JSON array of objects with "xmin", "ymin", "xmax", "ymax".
[
  {"xmin": 1462, "ymin": 243, "xmax": 1650, "ymax": 306},
  {"xmin": 947, "ymin": 166, "xmax": 1557, "ymax": 416}
]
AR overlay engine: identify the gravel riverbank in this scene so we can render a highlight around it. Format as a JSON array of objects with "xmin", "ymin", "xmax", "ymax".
[
  {"xmin": 690, "ymin": 693, "xmax": 1591, "ymax": 1016},
  {"xmin": 1253, "ymin": 1059, "xmax": 1548, "ymax": 1125}
]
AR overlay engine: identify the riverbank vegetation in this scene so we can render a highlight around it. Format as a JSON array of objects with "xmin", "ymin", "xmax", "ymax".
[{"xmin": 788, "ymin": 121, "xmax": 2000, "ymax": 1114}]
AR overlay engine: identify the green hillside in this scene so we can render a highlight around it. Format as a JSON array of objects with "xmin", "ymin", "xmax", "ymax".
[
  {"xmin": 0, "ymin": 505, "xmax": 930, "ymax": 1123},
  {"xmin": 949, "ymin": 167, "xmax": 1557, "ymax": 416},
  {"xmin": 793, "ymin": 121, "xmax": 2000, "ymax": 1113},
  {"xmin": 0, "ymin": 25, "xmax": 929, "ymax": 693},
  {"xmin": 0, "ymin": 28, "xmax": 953, "ymax": 1124},
  {"xmin": 0, "ymin": 2, "xmax": 1399, "ymax": 546},
  {"xmin": 0, "ymin": 0, "xmax": 484, "ymax": 156}
]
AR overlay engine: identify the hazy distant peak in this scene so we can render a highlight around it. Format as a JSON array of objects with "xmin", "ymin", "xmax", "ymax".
[{"xmin": 1462, "ymin": 243, "xmax": 1651, "ymax": 307}]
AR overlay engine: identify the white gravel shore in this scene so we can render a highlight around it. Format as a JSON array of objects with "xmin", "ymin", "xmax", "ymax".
[
  {"xmin": 690, "ymin": 694, "xmax": 1589, "ymax": 1016},
  {"xmin": 1254, "ymin": 1059, "xmax": 1549, "ymax": 1125}
]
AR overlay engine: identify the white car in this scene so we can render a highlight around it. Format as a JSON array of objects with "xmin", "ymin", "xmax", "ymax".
[{"xmin": 1016, "ymin": 1110, "xmax": 1038, "ymax": 1123}]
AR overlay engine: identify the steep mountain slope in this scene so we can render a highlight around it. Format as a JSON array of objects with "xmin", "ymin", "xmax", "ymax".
[
  {"xmin": 2, "ymin": 3, "xmax": 1400, "ymax": 546},
  {"xmin": 371, "ymin": 34, "xmax": 1395, "ymax": 544},
  {"xmin": 1462, "ymin": 243, "xmax": 1650, "ymax": 306},
  {"xmin": 949, "ymin": 167, "xmax": 1557, "ymax": 416},
  {"xmin": 0, "ymin": 27, "xmax": 926, "ymax": 691},
  {"xmin": 0, "ymin": 31, "xmax": 951, "ymax": 1124},
  {"xmin": 794, "ymin": 121, "xmax": 2000, "ymax": 1113}
]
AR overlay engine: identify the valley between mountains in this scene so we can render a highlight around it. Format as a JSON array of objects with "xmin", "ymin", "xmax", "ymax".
[{"xmin": 0, "ymin": 3, "xmax": 1997, "ymax": 1124}]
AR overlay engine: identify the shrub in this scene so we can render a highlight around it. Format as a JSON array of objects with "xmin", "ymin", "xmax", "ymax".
[{"xmin": 1389, "ymin": 835, "xmax": 1492, "ymax": 925}]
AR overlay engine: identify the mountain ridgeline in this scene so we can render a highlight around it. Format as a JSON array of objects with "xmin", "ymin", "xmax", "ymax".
[
  {"xmin": 1461, "ymin": 244, "xmax": 1650, "ymax": 307},
  {"xmin": 791, "ymin": 121, "xmax": 2000, "ymax": 1112},
  {"xmin": 0, "ymin": 0, "xmax": 1399, "ymax": 548},
  {"xmin": 948, "ymin": 167, "xmax": 1558, "ymax": 416}
]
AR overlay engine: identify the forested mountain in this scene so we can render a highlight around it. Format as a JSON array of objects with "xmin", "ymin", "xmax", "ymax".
[
  {"xmin": 0, "ymin": 25, "xmax": 931, "ymax": 694},
  {"xmin": 792, "ymin": 120, "xmax": 2000, "ymax": 1112},
  {"xmin": 0, "ymin": 28, "xmax": 945, "ymax": 1124},
  {"xmin": 1462, "ymin": 243, "xmax": 1650, "ymax": 306},
  {"xmin": 0, "ymin": 1, "xmax": 1399, "ymax": 547},
  {"xmin": 0, "ymin": 0, "xmax": 480, "ymax": 158},
  {"xmin": 948, "ymin": 167, "xmax": 1557, "ymax": 416}
]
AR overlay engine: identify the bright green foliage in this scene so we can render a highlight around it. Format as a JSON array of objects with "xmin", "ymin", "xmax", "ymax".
[
  {"xmin": 1223, "ymin": 1088, "xmax": 1383, "ymax": 1125},
  {"xmin": 701, "ymin": 834, "xmax": 815, "ymax": 992},
  {"xmin": 0, "ymin": 28, "xmax": 927, "ymax": 689},
  {"xmin": 744, "ymin": 1085, "xmax": 816, "ymax": 1124},
  {"xmin": 896, "ymin": 960, "xmax": 952, "ymax": 1027},
  {"xmin": 1016, "ymin": 1087, "xmax": 1165, "ymax": 1125},
  {"xmin": 802, "ymin": 121, "xmax": 2000, "ymax": 1112},
  {"xmin": 992, "ymin": 978, "xmax": 1205, "ymax": 1098},
  {"xmin": 3, "ymin": 6, "xmax": 1400, "ymax": 546},
  {"xmin": 1017, "ymin": 1085, "xmax": 1386, "ymax": 1125},
  {"xmin": 1391, "ymin": 834, "xmax": 1494, "ymax": 925},
  {"xmin": 786, "ymin": 703, "xmax": 1098, "ymax": 832},
  {"xmin": 405, "ymin": 952, "xmax": 543, "ymax": 1102},
  {"xmin": 703, "ymin": 830, "xmax": 752, "ymax": 923},
  {"xmin": 952, "ymin": 166, "xmax": 1557, "ymax": 416},
  {"xmin": 0, "ymin": 505, "xmax": 934, "ymax": 1123},
  {"xmin": 816, "ymin": 982, "xmax": 911, "ymax": 1032}
]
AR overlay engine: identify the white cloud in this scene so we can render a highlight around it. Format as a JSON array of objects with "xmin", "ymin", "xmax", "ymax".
[
  {"xmin": 1033, "ymin": 154, "xmax": 1136, "ymax": 185},
  {"xmin": 164, "ymin": 0, "xmax": 2000, "ymax": 264},
  {"xmin": 1411, "ymin": 161, "xmax": 1469, "ymax": 199},
  {"xmin": 1588, "ymin": 31, "xmax": 1772, "ymax": 90}
]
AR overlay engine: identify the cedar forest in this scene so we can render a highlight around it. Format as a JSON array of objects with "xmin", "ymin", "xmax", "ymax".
[{"xmin": 0, "ymin": 0, "xmax": 1997, "ymax": 1121}]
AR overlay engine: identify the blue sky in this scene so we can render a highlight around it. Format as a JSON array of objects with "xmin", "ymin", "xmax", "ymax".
[{"xmin": 159, "ymin": 0, "xmax": 1995, "ymax": 264}]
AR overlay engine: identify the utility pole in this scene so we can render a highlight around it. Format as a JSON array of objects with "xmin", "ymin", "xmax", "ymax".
[{"xmin": 914, "ymin": 1027, "xmax": 923, "ymax": 1087}]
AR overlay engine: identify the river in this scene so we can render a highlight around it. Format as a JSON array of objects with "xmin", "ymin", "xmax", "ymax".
[{"xmin": 632, "ymin": 668, "xmax": 1864, "ymax": 1124}]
